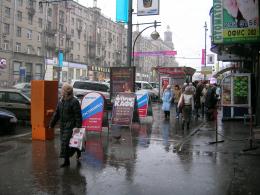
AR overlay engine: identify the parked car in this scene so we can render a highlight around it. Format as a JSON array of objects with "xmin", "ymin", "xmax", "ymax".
[
  {"xmin": 135, "ymin": 81, "xmax": 159, "ymax": 100},
  {"xmin": 12, "ymin": 82, "xmax": 31, "ymax": 97},
  {"xmin": 71, "ymin": 80, "xmax": 112, "ymax": 109},
  {"xmin": 0, "ymin": 108, "xmax": 18, "ymax": 133},
  {"xmin": 0, "ymin": 89, "xmax": 31, "ymax": 121}
]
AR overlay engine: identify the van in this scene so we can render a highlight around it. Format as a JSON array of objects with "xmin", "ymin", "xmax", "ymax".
[{"xmin": 135, "ymin": 81, "xmax": 159, "ymax": 100}]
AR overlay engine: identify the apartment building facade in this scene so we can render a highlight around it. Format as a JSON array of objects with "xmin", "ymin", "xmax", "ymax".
[{"xmin": 0, "ymin": 0, "xmax": 176, "ymax": 86}]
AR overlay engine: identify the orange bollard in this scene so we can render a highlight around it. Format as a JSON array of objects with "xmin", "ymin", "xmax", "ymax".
[{"xmin": 31, "ymin": 80, "xmax": 58, "ymax": 140}]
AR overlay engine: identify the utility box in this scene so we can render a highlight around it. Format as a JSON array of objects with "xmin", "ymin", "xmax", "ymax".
[{"xmin": 31, "ymin": 80, "xmax": 58, "ymax": 140}]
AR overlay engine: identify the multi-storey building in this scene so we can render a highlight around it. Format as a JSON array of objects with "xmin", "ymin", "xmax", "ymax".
[
  {"xmin": 0, "ymin": 0, "xmax": 176, "ymax": 85},
  {"xmin": 0, "ymin": 0, "xmax": 45, "ymax": 86}
]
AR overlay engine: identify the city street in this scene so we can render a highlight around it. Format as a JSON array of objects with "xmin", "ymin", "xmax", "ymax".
[{"xmin": 1, "ymin": 104, "xmax": 260, "ymax": 195}]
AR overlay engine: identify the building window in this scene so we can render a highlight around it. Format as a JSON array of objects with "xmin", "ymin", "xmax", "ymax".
[
  {"xmin": 4, "ymin": 23, "xmax": 10, "ymax": 34},
  {"xmin": 71, "ymin": 29, "xmax": 74, "ymax": 37},
  {"xmin": 69, "ymin": 54, "xmax": 73, "ymax": 61},
  {"xmin": 25, "ymin": 63, "xmax": 32, "ymax": 82},
  {"xmin": 39, "ymin": 3, "xmax": 43, "ymax": 13},
  {"xmin": 5, "ymin": 7, "xmax": 11, "ymax": 18},
  {"xmin": 76, "ymin": 69, "xmax": 80, "ymax": 79},
  {"xmin": 17, "ymin": 11, "xmax": 22, "ymax": 21},
  {"xmin": 77, "ymin": 55, "xmax": 80, "ymax": 61},
  {"xmin": 3, "ymin": 41, "xmax": 9, "ymax": 50},
  {"xmin": 38, "ymin": 33, "xmax": 41, "ymax": 41},
  {"xmin": 18, "ymin": 0, "xmax": 23, "ymax": 7},
  {"xmin": 37, "ymin": 47, "xmax": 41, "ymax": 56},
  {"xmin": 28, "ymin": 14, "xmax": 33, "ymax": 25},
  {"xmin": 38, "ymin": 18, "xmax": 43, "ymax": 28},
  {"xmin": 48, "ymin": 8, "xmax": 52, "ymax": 17},
  {"xmin": 27, "ymin": 30, "xmax": 32, "ymax": 39},
  {"xmin": 16, "ymin": 26, "xmax": 22, "ymax": 37},
  {"xmin": 78, "ymin": 43, "xmax": 80, "ymax": 50},
  {"xmin": 27, "ymin": 45, "xmax": 32, "ymax": 54},
  {"xmin": 47, "ymin": 21, "xmax": 52, "ymax": 30},
  {"xmin": 59, "ymin": 24, "xmax": 64, "ymax": 32},
  {"xmin": 16, "ymin": 42, "xmax": 21, "ymax": 52},
  {"xmin": 70, "ymin": 41, "xmax": 74, "ymax": 49},
  {"xmin": 35, "ymin": 64, "xmax": 42, "ymax": 80},
  {"xmin": 84, "ymin": 34, "xmax": 86, "ymax": 41},
  {"xmin": 72, "ymin": 18, "xmax": 74, "ymax": 25}
]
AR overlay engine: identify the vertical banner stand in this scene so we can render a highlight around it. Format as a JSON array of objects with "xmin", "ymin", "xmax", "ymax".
[
  {"xmin": 209, "ymin": 108, "xmax": 224, "ymax": 144},
  {"xmin": 243, "ymin": 107, "xmax": 258, "ymax": 152}
]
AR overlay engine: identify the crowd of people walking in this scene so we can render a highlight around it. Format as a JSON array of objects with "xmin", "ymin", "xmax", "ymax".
[{"xmin": 161, "ymin": 81, "xmax": 220, "ymax": 130}]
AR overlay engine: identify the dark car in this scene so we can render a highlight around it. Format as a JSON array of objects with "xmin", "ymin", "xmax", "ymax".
[
  {"xmin": 0, "ymin": 89, "xmax": 31, "ymax": 121},
  {"xmin": 0, "ymin": 108, "xmax": 17, "ymax": 133}
]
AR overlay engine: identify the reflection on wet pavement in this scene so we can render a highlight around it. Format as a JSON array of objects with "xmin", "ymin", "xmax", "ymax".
[{"xmin": 1, "ymin": 104, "xmax": 260, "ymax": 195}]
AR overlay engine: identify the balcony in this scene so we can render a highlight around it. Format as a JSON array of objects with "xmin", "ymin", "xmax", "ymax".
[
  {"xmin": 45, "ymin": 42, "xmax": 56, "ymax": 49},
  {"xmin": 44, "ymin": 28, "xmax": 56, "ymax": 36},
  {"xmin": 27, "ymin": 6, "xmax": 35, "ymax": 16}
]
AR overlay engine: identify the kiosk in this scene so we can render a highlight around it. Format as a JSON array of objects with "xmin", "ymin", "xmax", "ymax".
[{"xmin": 221, "ymin": 73, "xmax": 251, "ymax": 120}]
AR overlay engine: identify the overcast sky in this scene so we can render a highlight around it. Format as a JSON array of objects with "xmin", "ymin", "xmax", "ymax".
[{"xmin": 77, "ymin": 0, "xmax": 213, "ymax": 70}]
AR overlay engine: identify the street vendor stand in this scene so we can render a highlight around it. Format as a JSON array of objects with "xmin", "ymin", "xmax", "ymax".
[
  {"xmin": 154, "ymin": 66, "xmax": 196, "ymax": 98},
  {"xmin": 221, "ymin": 73, "xmax": 251, "ymax": 120}
]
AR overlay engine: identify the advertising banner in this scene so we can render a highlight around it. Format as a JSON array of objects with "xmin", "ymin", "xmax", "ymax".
[
  {"xmin": 116, "ymin": 0, "xmax": 128, "ymax": 23},
  {"xmin": 110, "ymin": 67, "xmax": 135, "ymax": 100},
  {"xmin": 111, "ymin": 93, "xmax": 136, "ymax": 126},
  {"xmin": 213, "ymin": 0, "xmax": 260, "ymax": 44},
  {"xmin": 136, "ymin": 91, "xmax": 149, "ymax": 117},
  {"xmin": 201, "ymin": 66, "xmax": 213, "ymax": 75},
  {"xmin": 133, "ymin": 50, "xmax": 177, "ymax": 57},
  {"xmin": 137, "ymin": 0, "xmax": 159, "ymax": 16},
  {"xmin": 81, "ymin": 92, "xmax": 104, "ymax": 132}
]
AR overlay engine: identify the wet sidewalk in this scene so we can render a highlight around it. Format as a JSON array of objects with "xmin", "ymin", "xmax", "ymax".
[{"xmin": 0, "ymin": 104, "xmax": 260, "ymax": 195}]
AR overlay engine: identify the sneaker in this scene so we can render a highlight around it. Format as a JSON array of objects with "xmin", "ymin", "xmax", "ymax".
[{"xmin": 176, "ymin": 116, "xmax": 179, "ymax": 119}]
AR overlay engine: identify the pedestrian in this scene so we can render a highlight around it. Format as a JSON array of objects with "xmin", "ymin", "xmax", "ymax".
[
  {"xmin": 194, "ymin": 83, "xmax": 203, "ymax": 118},
  {"xmin": 162, "ymin": 84, "xmax": 173, "ymax": 120},
  {"xmin": 49, "ymin": 83, "xmax": 82, "ymax": 168},
  {"xmin": 173, "ymin": 84, "xmax": 181, "ymax": 119},
  {"xmin": 178, "ymin": 86, "xmax": 194, "ymax": 130},
  {"xmin": 201, "ymin": 83, "xmax": 209, "ymax": 117},
  {"xmin": 205, "ymin": 85, "xmax": 218, "ymax": 121}
]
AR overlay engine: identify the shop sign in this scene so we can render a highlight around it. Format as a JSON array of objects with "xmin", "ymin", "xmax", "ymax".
[{"xmin": 213, "ymin": 0, "xmax": 260, "ymax": 44}]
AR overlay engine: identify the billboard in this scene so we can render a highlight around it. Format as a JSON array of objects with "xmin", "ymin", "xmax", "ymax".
[
  {"xmin": 137, "ymin": 0, "xmax": 159, "ymax": 16},
  {"xmin": 110, "ymin": 67, "xmax": 135, "ymax": 100},
  {"xmin": 213, "ymin": 0, "xmax": 260, "ymax": 44}
]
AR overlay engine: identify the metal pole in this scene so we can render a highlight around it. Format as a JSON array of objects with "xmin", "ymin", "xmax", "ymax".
[
  {"xmin": 127, "ymin": 0, "xmax": 133, "ymax": 67},
  {"xmin": 204, "ymin": 22, "xmax": 207, "ymax": 80}
]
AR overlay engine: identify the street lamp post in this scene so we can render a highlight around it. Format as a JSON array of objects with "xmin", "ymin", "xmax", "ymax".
[
  {"xmin": 204, "ymin": 22, "xmax": 208, "ymax": 80},
  {"xmin": 127, "ymin": 0, "xmax": 133, "ymax": 67},
  {"xmin": 132, "ymin": 21, "xmax": 161, "ymax": 67}
]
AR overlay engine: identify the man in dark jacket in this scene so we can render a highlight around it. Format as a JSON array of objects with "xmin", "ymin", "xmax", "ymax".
[
  {"xmin": 205, "ymin": 85, "xmax": 218, "ymax": 121},
  {"xmin": 49, "ymin": 83, "xmax": 82, "ymax": 167}
]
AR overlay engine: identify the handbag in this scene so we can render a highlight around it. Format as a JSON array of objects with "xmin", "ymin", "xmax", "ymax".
[{"xmin": 178, "ymin": 95, "xmax": 184, "ymax": 112}]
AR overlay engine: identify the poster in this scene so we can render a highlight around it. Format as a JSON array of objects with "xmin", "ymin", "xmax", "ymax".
[
  {"xmin": 136, "ymin": 91, "xmax": 149, "ymax": 117},
  {"xmin": 233, "ymin": 75, "xmax": 249, "ymax": 104},
  {"xmin": 81, "ymin": 92, "xmax": 104, "ymax": 132},
  {"xmin": 111, "ymin": 93, "xmax": 136, "ymax": 126},
  {"xmin": 110, "ymin": 67, "xmax": 135, "ymax": 100},
  {"xmin": 137, "ymin": 0, "xmax": 160, "ymax": 16},
  {"xmin": 213, "ymin": 0, "xmax": 260, "ymax": 44}
]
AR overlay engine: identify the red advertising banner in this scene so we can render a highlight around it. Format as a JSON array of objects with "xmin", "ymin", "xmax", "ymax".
[
  {"xmin": 81, "ymin": 92, "xmax": 104, "ymax": 132},
  {"xmin": 201, "ymin": 49, "xmax": 205, "ymax": 65},
  {"xmin": 111, "ymin": 93, "xmax": 136, "ymax": 126}
]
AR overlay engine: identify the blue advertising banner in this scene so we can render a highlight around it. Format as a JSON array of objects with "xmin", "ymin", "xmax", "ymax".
[
  {"xmin": 58, "ymin": 51, "xmax": 63, "ymax": 67},
  {"xmin": 116, "ymin": 0, "xmax": 128, "ymax": 23},
  {"xmin": 136, "ymin": 91, "xmax": 149, "ymax": 117}
]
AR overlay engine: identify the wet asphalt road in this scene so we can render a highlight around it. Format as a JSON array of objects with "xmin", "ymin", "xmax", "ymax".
[{"xmin": 1, "ymin": 104, "xmax": 260, "ymax": 195}]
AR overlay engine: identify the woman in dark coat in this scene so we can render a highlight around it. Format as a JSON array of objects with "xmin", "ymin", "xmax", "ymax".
[{"xmin": 49, "ymin": 83, "xmax": 82, "ymax": 167}]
